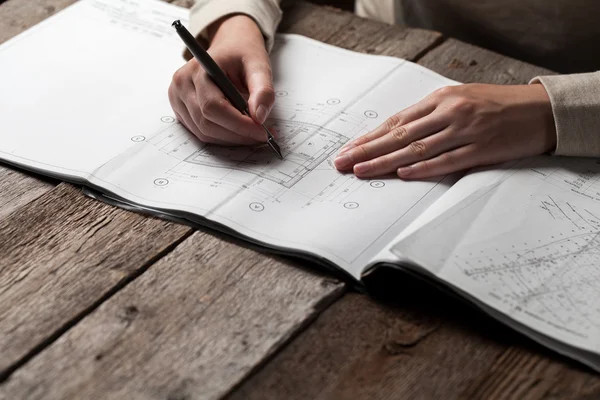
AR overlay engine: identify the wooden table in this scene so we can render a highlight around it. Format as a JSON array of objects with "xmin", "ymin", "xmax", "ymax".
[{"xmin": 1, "ymin": 1, "xmax": 599, "ymax": 399}]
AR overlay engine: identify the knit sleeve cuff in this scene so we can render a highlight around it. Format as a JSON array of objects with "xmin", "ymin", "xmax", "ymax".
[
  {"xmin": 188, "ymin": 0, "xmax": 282, "ymax": 53},
  {"xmin": 530, "ymin": 72, "xmax": 600, "ymax": 157}
]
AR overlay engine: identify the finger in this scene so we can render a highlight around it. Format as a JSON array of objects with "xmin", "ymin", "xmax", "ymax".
[
  {"xmin": 397, "ymin": 144, "xmax": 481, "ymax": 179},
  {"xmin": 193, "ymin": 74, "xmax": 267, "ymax": 142},
  {"xmin": 334, "ymin": 111, "xmax": 449, "ymax": 170},
  {"xmin": 339, "ymin": 96, "xmax": 438, "ymax": 154},
  {"xmin": 244, "ymin": 57, "xmax": 275, "ymax": 124},
  {"xmin": 351, "ymin": 128, "xmax": 463, "ymax": 178},
  {"xmin": 197, "ymin": 117, "xmax": 263, "ymax": 145},
  {"xmin": 174, "ymin": 102, "xmax": 229, "ymax": 145}
]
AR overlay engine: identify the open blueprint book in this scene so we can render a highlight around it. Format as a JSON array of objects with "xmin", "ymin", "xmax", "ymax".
[{"xmin": 1, "ymin": 0, "xmax": 599, "ymax": 372}]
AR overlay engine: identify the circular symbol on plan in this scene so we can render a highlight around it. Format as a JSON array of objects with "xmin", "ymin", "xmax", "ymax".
[
  {"xmin": 161, "ymin": 116, "xmax": 175, "ymax": 123},
  {"xmin": 275, "ymin": 91, "xmax": 288, "ymax": 97},
  {"xmin": 327, "ymin": 98, "xmax": 341, "ymax": 105},
  {"xmin": 344, "ymin": 202, "xmax": 359, "ymax": 209},
  {"xmin": 154, "ymin": 178, "xmax": 169, "ymax": 186},
  {"xmin": 249, "ymin": 202, "xmax": 265, "ymax": 212},
  {"xmin": 370, "ymin": 181, "xmax": 385, "ymax": 188},
  {"xmin": 131, "ymin": 135, "xmax": 146, "ymax": 142},
  {"xmin": 364, "ymin": 110, "xmax": 378, "ymax": 119}
]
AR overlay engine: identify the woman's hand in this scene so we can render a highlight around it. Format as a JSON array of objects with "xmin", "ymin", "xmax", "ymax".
[
  {"xmin": 334, "ymin": 83, "xmax": 557, "ymax": 179},
  {"xmin": 168, "ymin": 15, "xmax": 274, "ymax": 145}
]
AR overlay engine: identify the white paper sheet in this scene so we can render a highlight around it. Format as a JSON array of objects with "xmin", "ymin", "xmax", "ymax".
[
  {"xmin": 393, "ymin": 156, "xmax": 600, "ymax": 366},
  {"xmin": 0, "ymin": 0, "xmax": 187, "ymax": 179},
  {"xmin": 0, "ymin": 0, "xmax": 459, "ymax": 278},
  {"xmin": 88, "ymin": 34, "xmax": 458, "ymax": 278}
]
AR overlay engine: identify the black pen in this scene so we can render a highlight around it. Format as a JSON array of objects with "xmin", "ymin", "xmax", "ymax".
[{"xmin": 171, "ymin": 20, "xmax": 283, "ymax": 160}]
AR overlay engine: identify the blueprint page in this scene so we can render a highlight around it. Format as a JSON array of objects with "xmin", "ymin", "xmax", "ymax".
[
  {"xmin": 393, "ymin": 156, "xmax": 600, "ymax": 358},
  {"xmin": 0, "ymin": 0, "xmax": 187, "ymax": 179},
  {"xmin": 89, "ymin": 35, "xmax": 458, "ymax": 278}
]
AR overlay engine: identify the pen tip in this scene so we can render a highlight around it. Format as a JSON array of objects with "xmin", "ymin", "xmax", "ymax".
[{"xmin": 172, "ymin": 20, "xmax": 181, "ymax": 29}]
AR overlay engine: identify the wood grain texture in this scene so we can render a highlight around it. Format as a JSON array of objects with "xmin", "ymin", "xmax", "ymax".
[
  {"xmin": 281, "ymin": 2, "xmax": 441, "ymax": 61},
  {"xmin": 418, "ymin": 38, "xmax": 555, "ymax": 84},
  {"xmin": 0, "ymin": 184, "xmax": 192, "ymax": 380},
  {"xmin": 0, "ymin": 230, "xmax": 344, "ymax": 400},
  {"xmin": 233, "ymin": 270, "xmax": 600, "ymax": 400},
  {"xmin": 0, "ymin": 0, "xmax": 78, "ymax": 43},
  {"xmin": 0, "ymin": 168, "xmax": 55, "ymax": 220}
]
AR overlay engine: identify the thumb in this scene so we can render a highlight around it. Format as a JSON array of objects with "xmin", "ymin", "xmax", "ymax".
[{"xmin": 245, "ymin": 58, "xmax": 275, "ymax": 125}]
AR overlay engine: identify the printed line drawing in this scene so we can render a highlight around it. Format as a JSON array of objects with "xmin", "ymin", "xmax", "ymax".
[
  {"xmin": 182, "ymin": 119, "xmax": 347, "ymax": 188},
  {"xmin": 455, "ymin": 196, "xmax": 600, "ymax": 333},
  {"xmin": 141, "ymin": 95, "xmax": 385, "ymax": 206},
  {"xmin": 249, "ymin": 202, "xmax": 265, "ymax": 212}
]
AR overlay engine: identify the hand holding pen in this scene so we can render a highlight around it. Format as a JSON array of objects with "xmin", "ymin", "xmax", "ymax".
[{"xmin": 168, "ymin": 16, "xmax": 282, "ymax": 158}]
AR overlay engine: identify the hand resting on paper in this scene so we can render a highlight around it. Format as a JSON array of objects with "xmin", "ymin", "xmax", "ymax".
[
  {"xmin": 334, "ymin": 84, "xmax": 557, "ymax": 179},
  {"xmin": 168, "ymin": 15, "xmax": 274, "ymax": 145}
]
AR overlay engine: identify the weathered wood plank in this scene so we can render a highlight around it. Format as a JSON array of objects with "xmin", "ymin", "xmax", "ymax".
[
  {"xmin": 0, "ymin": 0, "xmax": 77, "ymax": 44},
  {"xmin": 418, "ymin": 38, "xmax": 555, "ymax": 84},
  {"xmin": 234, "ymin": 271, "xmax": 600, "ymax": 400},
  {"xmin": 281, "ymin": 2, "xmax": 442, "ymax": 61},
  {"xmin": 0, "ymin": 184, "xmax": 192, "ymax": 379},
  {"xmin": 231, "ymin": 276, "xmax": 506, "ymax": 400},
  {"xmin": 0, "ymin": 168, "xmax": 55, "ymax": 220},
  {"xmin": 0, "ymin": 228, "xmax": 344, "ymax": 400},
  {"xmin": 459, "ymin": 346, "xmax": 600, "ymax": 399},
  {"xmin": 231, "ymin": 34, "xmax": 600, "ymax": 400}
]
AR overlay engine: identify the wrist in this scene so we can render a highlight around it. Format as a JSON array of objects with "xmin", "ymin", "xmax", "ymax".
[
  {"xmin": 528, "ymin": 83, "xmax": 557, "ymax": 153},
  {"xmin": 207, "ymin": 14, "xmax": 265, "ymax": 48}
]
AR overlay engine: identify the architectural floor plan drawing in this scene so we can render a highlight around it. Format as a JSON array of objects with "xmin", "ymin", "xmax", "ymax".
[
  {"xmin": 160, "ymin": 91, "xmax": 371, "ymax": 190},
  {"xmin": 181, "ymin": 118, "xmax": 348, "ymax": 189},
  {"xmin": 140, "ymin": 89, "xmax": 380, "ymax": 205}
]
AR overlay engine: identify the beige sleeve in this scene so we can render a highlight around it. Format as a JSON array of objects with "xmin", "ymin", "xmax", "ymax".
[
  {"xmin": 531, "ymin": 72, "xmax": 600, "ymax": 157},
  {"xmin": 189, "ymin": 0, "xmax": 283, "ymax": 52}
]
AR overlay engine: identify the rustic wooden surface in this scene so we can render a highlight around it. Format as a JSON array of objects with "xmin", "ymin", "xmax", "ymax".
[{"xmin": 0, "ymin": 1, "xmax": 598, "ymax": 399}]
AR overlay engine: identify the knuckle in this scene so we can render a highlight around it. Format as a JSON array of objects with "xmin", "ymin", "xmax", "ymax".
[
  {"xmin": 385, "ymin": 114, "xmax": 402, "ymax": 131},
  {"xmin": 260, "ymin": 84, "xmax": 275, "ymax": 103},
  {"xmin": 442, "ymin": 151, "xmax": 455, "ymax": 165},
  {"xmin": 409, "ymin": 140, "xmax": 428, "ymax": 158},
  {"xmin": 355, "ymin": 144, "xmax": 371, "ymax": 160},
  {"xmin": 196, "ymin": 116, "xmax": 209, "ymax": 133},
  {"xmin": 451, "ymin": 97, "xmax": 475, "ymax": 114},
  {"xmin": 419, "ymin": 159, "xmax": 431, "ymax": 172},
  {"xmin": 390, "ymin": 126, "xmax": 408, "ymax": 143},
  {"xmin": 377, "ymin": 154, "xmax": 394, "ymax": 169},
  {"xmin": 172, "ymin": 68, "xmax": 187, "ymax": 87},
  {"xmin": 167, "ymin": 85, "xmax": 177, "ymax": 104},
  {"xmin": 200, "ymin": 98, "xmax": 222, "ymax": 119},
  {"xmin": 433, "ymin": 86, "xmax": 454, "ymax": 99}
]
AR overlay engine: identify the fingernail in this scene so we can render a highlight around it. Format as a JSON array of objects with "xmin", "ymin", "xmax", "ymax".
[
  {"xmin": 397, "ymin": 167, "xmax": 411, "ymax": 177},
  {"xmin": 354, "ymin": 162, "xmax": 371, "ymax": 175},
  {"xmin": 334, "ymin": 154, "xmax": 352, "ymax": 169},
  {"xmin": 256, "ymin": 105, "xmax": 268, "ymax": 124}
]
